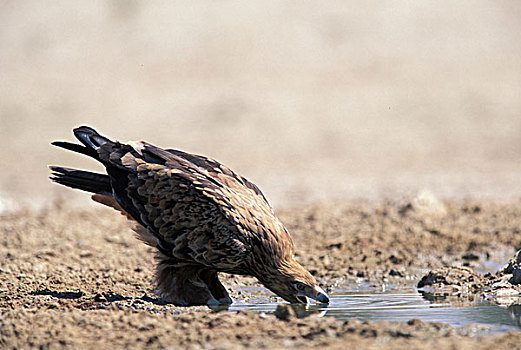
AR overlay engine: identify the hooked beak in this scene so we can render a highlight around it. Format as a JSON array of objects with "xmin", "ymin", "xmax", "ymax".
[
  {"xmin": 296, "ymin": 285, "xmax": 330, "ymax": 304},
  {"xmin": 313, "ymin": 285, "xmax": 330, "ymax": 304}
]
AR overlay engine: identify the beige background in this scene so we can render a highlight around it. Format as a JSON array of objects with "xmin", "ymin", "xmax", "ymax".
[{"xmin": 1, "ymin": 1, "xmax": 521, "ymax": 211}]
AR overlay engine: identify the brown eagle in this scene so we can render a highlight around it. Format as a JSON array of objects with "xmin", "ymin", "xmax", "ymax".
[{"xmin": 50, "ymin": 126, "xmax": 329, "ymax": 306}]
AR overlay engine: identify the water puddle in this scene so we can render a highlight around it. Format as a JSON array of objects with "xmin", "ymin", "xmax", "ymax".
[{"xmin": 229, "ymin": 286, "xmax": 521, "ymax": 334}]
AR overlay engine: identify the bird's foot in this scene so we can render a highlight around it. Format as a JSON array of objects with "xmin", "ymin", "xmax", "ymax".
[
  {"xmin": 207, "ymin": 295, "xmax": 233, "ymax": 306},
  {"xmin": 207, "ymin": 296, "xmax": 233, "ymax": 310}
]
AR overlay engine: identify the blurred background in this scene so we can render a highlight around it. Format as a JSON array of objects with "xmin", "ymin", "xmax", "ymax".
[{"xmin": 1, "ymin": 1, "xmax": 520, "ymax": 212}]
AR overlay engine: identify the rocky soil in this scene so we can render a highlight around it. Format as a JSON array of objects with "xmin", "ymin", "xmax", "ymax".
[{"xmin": 1, "ymin": 197, "xmax": 521, "ymax": 348}]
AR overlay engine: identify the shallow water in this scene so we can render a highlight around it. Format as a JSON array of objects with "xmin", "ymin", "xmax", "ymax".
[{"xmin": 230, "ymin": 287, "xmax": 521, "ymax": 334}]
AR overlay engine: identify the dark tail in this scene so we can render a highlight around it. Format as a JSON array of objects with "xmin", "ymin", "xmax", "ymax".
[
  {"xmin": 51, "ymin": 126, "xmax": 113, "ymax": 160},
  {"xmin": 49, "ymin": 166, "xmax": 111, "ymax": 195},
  {"xmin": 73, "ymin": 126, "xmax": 112, "ymax": 151},
  {"xmin": 50, "ymin": 126, "xmax": 115, "ymax": 194}
]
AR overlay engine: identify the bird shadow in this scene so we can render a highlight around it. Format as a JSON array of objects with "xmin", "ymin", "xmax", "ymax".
[
  {"xmin": 30, "ymin": 288, "xmax": 170, "ymax": 306},
  {"xmin": 31, "ymin": 289, "xmax": 84, "ymax": 299}
]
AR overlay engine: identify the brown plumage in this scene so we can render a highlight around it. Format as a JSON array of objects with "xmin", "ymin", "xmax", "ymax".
[{"xmin": 50, "ymin": 126, "xmax": 329, "ymax": 306}]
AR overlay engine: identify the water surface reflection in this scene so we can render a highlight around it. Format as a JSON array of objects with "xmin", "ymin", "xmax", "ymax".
[{"xmin": 229, "ymin": 287, "xmax": 520, "ymax": 333}]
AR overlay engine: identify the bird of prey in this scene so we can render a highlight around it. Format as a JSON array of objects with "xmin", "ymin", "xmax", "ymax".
[{"xmin": 49, "ymin": 126, "xmax": 329, "ymax": 306}]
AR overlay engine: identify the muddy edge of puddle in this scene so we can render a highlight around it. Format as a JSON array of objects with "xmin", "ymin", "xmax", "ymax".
[{"xmin": 1, "ymin": 198, "xmax": 521, "ymax": 348}]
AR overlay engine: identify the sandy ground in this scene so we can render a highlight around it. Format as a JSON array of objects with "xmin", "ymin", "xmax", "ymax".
[{"xmin": 1, "ymin": 198, "xmax": 521, "ymax": 348}]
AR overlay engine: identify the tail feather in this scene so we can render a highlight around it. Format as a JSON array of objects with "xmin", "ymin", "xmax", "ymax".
[
  {"xmin": 51, "ymin": 126, "xmax": 115, "ymax": 160},
  {"xmin": 73, "ymin": 126, "xmax": 112, "ymax": 151},
  {"xmin": 49, "ymin": 166, "xmax": 111, "ymax": 195},
  {"xmin": 51, "ymin": 141, "xmax": 98, "ymax": 158}
]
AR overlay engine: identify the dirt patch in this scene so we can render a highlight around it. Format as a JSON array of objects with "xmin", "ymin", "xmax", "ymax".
[
  {"xmin": 279, "ymin": 197, "xmax": 521, "ymax": 286},
  {"xmin": 1, "ymin": 198, "xmax": 521, "ymax": 348}
]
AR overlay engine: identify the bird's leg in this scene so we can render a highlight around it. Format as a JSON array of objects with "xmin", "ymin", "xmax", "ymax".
[
  {"xmin": 154, "ymin": 262, "xmax": 217, "ymax": 306},
  {"xmin": 199, "ymin": 270, "xmax": 232, "ymax": 305}
]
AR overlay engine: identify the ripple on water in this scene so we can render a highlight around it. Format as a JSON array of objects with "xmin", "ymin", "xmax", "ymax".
[{"xmin": 229, "ymin": 287, "xmax": 520, "ymax": 334}]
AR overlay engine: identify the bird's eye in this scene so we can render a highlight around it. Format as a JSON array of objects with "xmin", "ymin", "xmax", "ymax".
[{"xmin": 294, "ymin": 282, "xmax": 306, "ymax": 291}]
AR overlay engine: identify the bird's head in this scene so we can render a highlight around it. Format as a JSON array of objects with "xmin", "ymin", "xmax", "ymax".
[{"xmin": 259, "ymin": 259, "xmax": 329, "ymax": 305}]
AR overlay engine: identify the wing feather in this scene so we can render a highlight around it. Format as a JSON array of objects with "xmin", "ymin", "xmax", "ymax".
[
  {"xmin": 95, "ymin": 140, "xmax": 293, "ymax": 272},
  {"xmin": 98, "ymin": 145, "xmax": 247, "ymax": 270}
]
